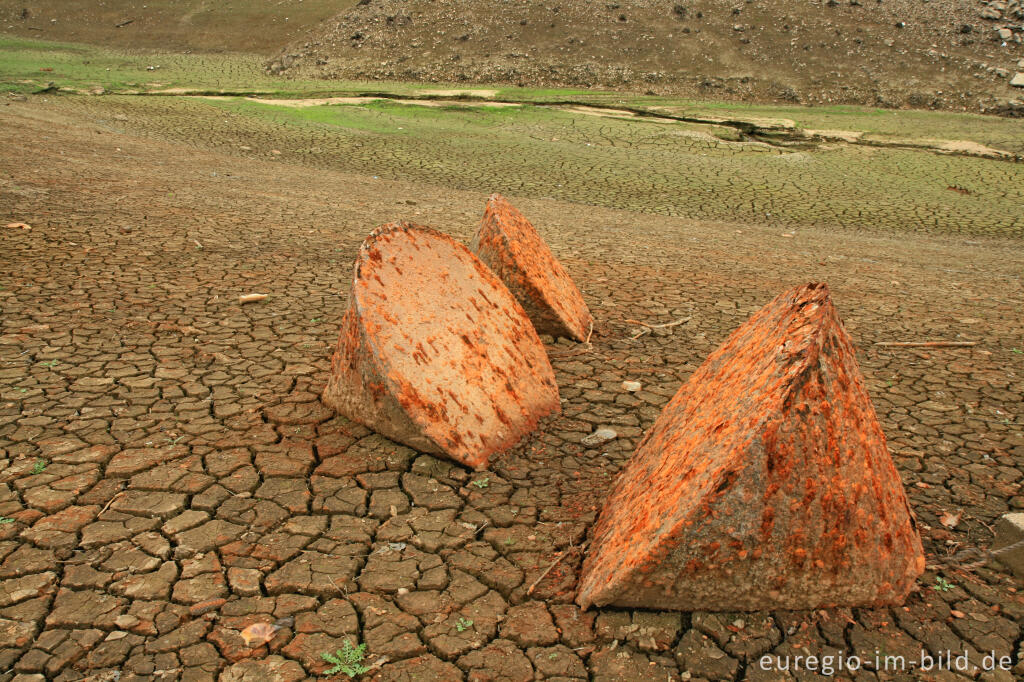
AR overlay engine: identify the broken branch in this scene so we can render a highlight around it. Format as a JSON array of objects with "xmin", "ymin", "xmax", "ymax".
[
  {"xmin": 874, "ymin": 341, "xmax": 977, "ymax": 348},
  {"xmin": 627, "ymin": 316, "xmax": 691, "ymax": 339},
  {"xmin": 626, "ymin": 316, "xmax": 691, "ymax": 330},
  {"xmin": 526, "ymin": 543, "xmax": 586, "ymax": 595}
]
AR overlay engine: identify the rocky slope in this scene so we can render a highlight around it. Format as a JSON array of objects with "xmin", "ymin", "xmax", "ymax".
[{"xmin": 270, "ymin": 0, "xmax": 1024, "ymax": 114}]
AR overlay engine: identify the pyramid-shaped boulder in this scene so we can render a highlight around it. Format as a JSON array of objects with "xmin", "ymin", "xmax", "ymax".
[
  {"xmin": 471, "ymin": 194, "xmax": 593, "ymax": 341},
  {"xmin": 322, "ymin": 222, "xmax": 561, "ymax": 471},
  {"xmin": 576, "ymin": 283, "xmax": 924, "ymax": 611}
]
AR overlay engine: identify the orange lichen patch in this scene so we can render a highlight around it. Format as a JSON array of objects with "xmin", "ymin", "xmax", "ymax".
[
  {"xmin": 471, "ymin": 194, "xmax": 593, "ymax": 341},
  {"xmin": 576, "ymin": 283, "xmax": 924, "ymax": 611},
  {"xmin": 322, "ymin": 221, "xmax": 560, "ymax": 471}
]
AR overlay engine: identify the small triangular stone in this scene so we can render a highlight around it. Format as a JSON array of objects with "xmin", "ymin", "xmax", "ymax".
[
  {"xmin": 471, "ymin": 194, "xmax": 593, "ymax": 341},
  {"xmin": 577, "ymin": 283, "xmax": 924, "ymax": 611},
  {"xmin": 322, "ymin": 221, "xmax": 560, "ymax": 471}
]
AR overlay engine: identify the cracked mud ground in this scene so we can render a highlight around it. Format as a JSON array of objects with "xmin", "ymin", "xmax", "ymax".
[{"xmin": 1, "ymin": 99, "xmax": 1023, "ymax": 681}]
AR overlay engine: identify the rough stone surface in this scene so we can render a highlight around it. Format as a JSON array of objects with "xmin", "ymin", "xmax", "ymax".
[
  {"xmin": 471, "ymin": 194, "xmax": 594, "ymax": 341},
  {"xmin": 577, "ymin": 282, "xmax": 925, "ymax": 611},
  {"xmin": 322, "ymin": 221, "xmax": 560, "ymax": 470},
  {"xmin": 991, "ymin": 512, "xmax": 1024, "ymax": 577}
]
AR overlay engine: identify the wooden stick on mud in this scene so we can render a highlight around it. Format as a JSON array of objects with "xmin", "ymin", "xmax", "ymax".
[
  {"xmin": 627, "ymin": 316, "xmax": 691, "ymax": 340},
  {"xmin": 526, "ymin": 543, "xmax": 586, "ymax": 596},
  {"xmin": 99, "ymin": 490, "xmax": 127, "ymax": 516},
  {"xmin": 874, "ymin": 341, "xmax": 978, "ymax": 348},
  {"xmin": 626, "ymin": 316, "xmax": 691, "ymax": 330}
]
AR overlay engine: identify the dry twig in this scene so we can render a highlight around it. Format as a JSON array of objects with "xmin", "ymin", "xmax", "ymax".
[
  {"xmin": 874, "ymin": 341, "xmax": 977, "ymax": 348},
  {"xmin": 628, "ymin": 316, "xmax": 691, "ymax": 339},
  {"xmin": 99, "ymin": 490, "xmax": 127, "ymax": 516},
  {"xmin": 526, "ymin": 543, "xmax": 587, "ymax": 595}
]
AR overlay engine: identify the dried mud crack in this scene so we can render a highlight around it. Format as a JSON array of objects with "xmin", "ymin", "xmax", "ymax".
[
  {"xmin": 0, "ymin": 95, "xmax": 1022, "ymax": 681},
  {"xmin": 132, "ymin": 89, "xmax": 1024, "ymax": 162}
]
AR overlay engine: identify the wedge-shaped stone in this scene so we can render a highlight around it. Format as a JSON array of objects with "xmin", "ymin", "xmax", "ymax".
[
  {"xmin": 471, "ymin": 194, "xmax": 593, "ymax": 341},
  {"xmin": 577, "ymin": 283, "xmax": 924, "ymax": 611},
  {"xmin": 323, "ymin": 221, "xmax": 560, "ymax": 470}
]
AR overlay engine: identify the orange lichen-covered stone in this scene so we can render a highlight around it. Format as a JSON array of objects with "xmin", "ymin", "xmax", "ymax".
[
  {"xmin": 322, "ymin": 221, "xmax": 560, "ymax": 471},
  {"xmin": 471, "ymin": 194, "xmax": 593, "ymax": 341},
  {"xmin": 576, "ymin": 283, "xmax": 924, "ymax": 611}
]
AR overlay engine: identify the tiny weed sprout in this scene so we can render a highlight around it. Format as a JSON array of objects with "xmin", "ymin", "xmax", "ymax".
[
  {"xmin": 32, "ymin": 459, "xmax": 47, "ymax": 475},
  {"xmin": 472, "ymin": 477, "xmax": 489, "ymax": 488},
  {"xmin": 934, "ymin": 577, "xmax": 954, "ymax": 592},
  {"xmin": 456, "ymin": 617, "xmax": 474, "ymax": 632},
  {"xmin": 321, "ymin": 640, "xmax": 371, "ymax": 678},
  {"xmin": 0, "ymin": 517, "xmax": 14, "ymax": 524}
]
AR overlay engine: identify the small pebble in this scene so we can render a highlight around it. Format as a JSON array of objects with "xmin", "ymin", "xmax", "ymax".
[{"xmin": 582, "ymin": 428, "xmax": 617, "ymax": 447}]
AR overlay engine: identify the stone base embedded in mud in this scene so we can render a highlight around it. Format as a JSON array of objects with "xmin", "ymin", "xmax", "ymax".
[
  {"xmin": 576, "ymin": 282, "xmax": 925, "ymax": 612},
  {"xmin": 322, "ymin": 221, "xmax": 561, "ymax": 471},
  {"xmin": 471, "ymin": 193, "xmax": 593, "ymax": 341},
  {"xmin": 991, "ymin": 513, "xmax": 1024, "ymax": 577}
]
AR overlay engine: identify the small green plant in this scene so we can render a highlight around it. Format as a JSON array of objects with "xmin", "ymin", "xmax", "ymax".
[
  {"xmin": 41, "ymin": 359, "xmax": 59, "ymax": 368},
  {"xmin": 311, "ymin": 317, "xmax": 322, "ymax": 323},
  {"xmin": 503, "ymin": 537, "xmax": 515, "ymax": 546},
  {"xmin": 1012, "ymin": 348, "xmax": 1023, "ymax": 354},
  {"xmin": 934, "ymin": 576, "xmax": 954, "ymax": 592},
  {"xmin": 456, "ymin": 617, "xmax": 474, "ymax": 632},
  {"xmin": 321, "ymin": 640, "xmax": 371, "ymax": 678},
  {"xmin": 31, "ymin": 459, "xmax": 47, "ymax": 475},
  {"xmin": 0, "ymin": 517, "xmax": 15, "ymax": 524},
  {"xmin": 471, "ymin": 477, "xmax": 489, "ymax": 488}
]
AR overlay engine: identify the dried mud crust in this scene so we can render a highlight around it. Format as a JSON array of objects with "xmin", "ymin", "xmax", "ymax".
[
  {"xmin": 35, "ymin": 94, "xmax": 1024, "ymax": 240},
  {"xmin": 0, "ymin": 102, "xmax": 1022, "ymax": 680}
]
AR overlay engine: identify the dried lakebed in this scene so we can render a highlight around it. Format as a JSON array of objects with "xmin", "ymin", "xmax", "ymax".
[{"xmin": 0, "ymin": 92, "xmax": 1022, "ymax": 680}]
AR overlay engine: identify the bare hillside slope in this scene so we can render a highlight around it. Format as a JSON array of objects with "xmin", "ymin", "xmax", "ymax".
[{"xmin": 270, "ymin": 0, "xmax": 1024, "ymax": 113}]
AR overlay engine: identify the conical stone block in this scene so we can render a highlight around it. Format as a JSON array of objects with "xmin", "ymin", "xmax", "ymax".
[
  {"xmin": 322, "ymin": 222, "xmax": 560, "ymax": 471},
  {"xmin": 471, "ymin": 194, "xmax": 593, "ymax": 341},
  {"xmin": 576, "ymin": 283, "xmax": 924, "ymax": 611}
]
